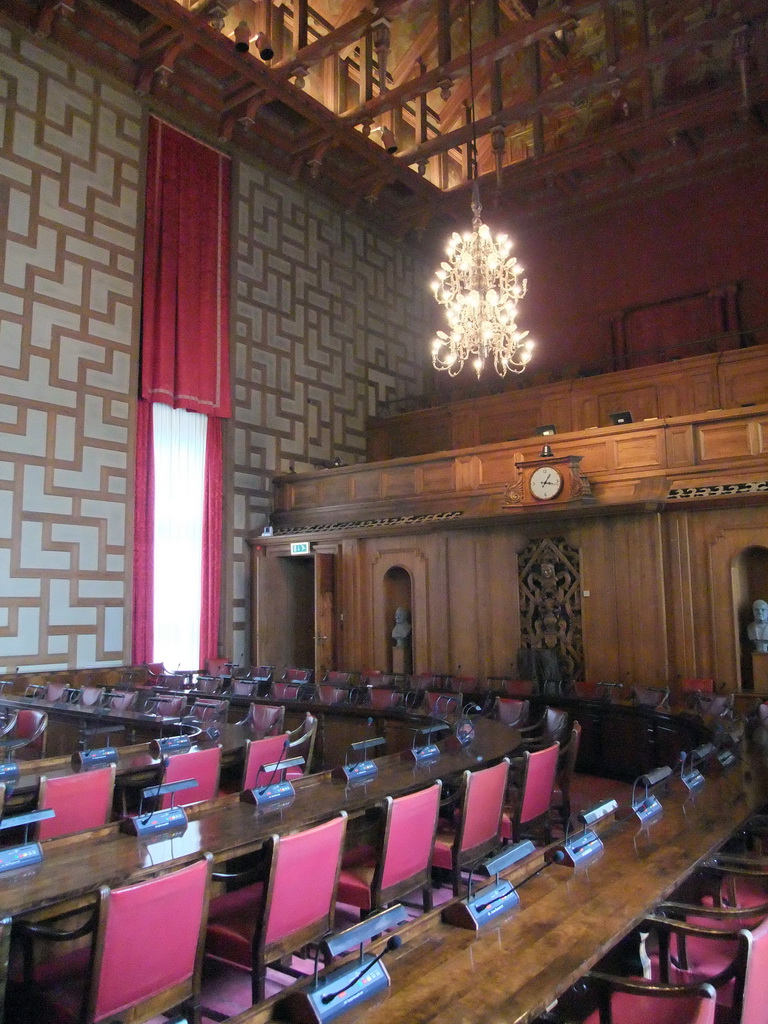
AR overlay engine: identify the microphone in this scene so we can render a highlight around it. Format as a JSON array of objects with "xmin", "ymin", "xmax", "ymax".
[
  {"xmin": 257, "ymin": 738, "xmax": 290, "ymax": 795},
  {"xmin": 320, "ymin": 935, "xmax": 402, "ymax": 1005}
]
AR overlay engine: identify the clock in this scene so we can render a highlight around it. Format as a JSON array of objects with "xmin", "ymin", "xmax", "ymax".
[
  {"xmin": 504, "ymin": 452, "xmax": 594, "ymax": 508},
  {"xmin": 529, "ymin": 466, "xmax": 564, "ymax": 501}
]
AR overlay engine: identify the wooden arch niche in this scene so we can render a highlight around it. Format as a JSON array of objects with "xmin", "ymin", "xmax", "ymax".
[
  {"xmin": 708, "ymin": 521, "xmax": 768, "ymax": 691},
  {"xmin": 733, "ymin": 544, "xmax": 768, "ymax": 691},
  {"xmin": 370, "ymin": 548, "xmax": 430, "ymax": 676},
  {"xmin": 384, "ymin": 566, "xmax": 413, "ymax": 673}
]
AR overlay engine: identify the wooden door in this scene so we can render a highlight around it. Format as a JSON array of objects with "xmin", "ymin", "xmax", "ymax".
[{"xmin": 314, "ymin": 552, "xmax": 335, "ymax": 677}]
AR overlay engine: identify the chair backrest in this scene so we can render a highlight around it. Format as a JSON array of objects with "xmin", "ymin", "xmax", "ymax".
[
  {"xmin": 262, "ymin": 814, "xmax": 347, "ymax": 951},
  {"xmin": 145, "ymin": 694, "xmax": 186, "ymax": 717},
  {"xmin": 78, "ymin": 685, "xmax": 105, "ymax": 707},
  {"xmin": 410, "ymin": 673, "xmax": 441, "ymax": 692},
  {"xmin": 160, "ymin": 745, "xmax": 222, "ymax": 808},
  {"xmin": 633, "ymin": 685, "xmax": 671, "ymax": 709},
  {"xmin": 455, "ymin": 759, "xmax": 510, "ymax": 859},
  {"xmin": 739, "ymin": 914, "xmax": 768, "ymax": 1023},
  {"xmin": 89, "ymin": 854, "xmax": 212, "ymax": 1023},
  {"xmin": 242, "ymin": 733, "xmax": 291, "ymax": 790},
  {"xmin": 376, "ymin": 782, "xmax": 442, "ymax": 904},
  {"xmin": 542, "ymin": 707, "xmax": 570, "ymax": 745},
  {"xmin": 495, "ymin": 678, "xmax": 535, "ymax": 697},
  {"xmin": 106, "ymin": 689, "xmax": 137, "ymax": 713},
  {"xmin": 368, "ymin": 686, "xmax": 404, "ymax": 709},
  {"xmin": 243, "ymin": 703, "xmax": 286, "ymax": 736},
  {"xmin": 281, "ymin": 668, "xmax": 314, "ymax": 685},
  {"xmin": 250, "ymin": 665, "xmax": 274, "ymax": 685},
  {"xmin": 186, "ymin": 698, "xmax": 228, "ymax": 726},
  {"xmin": 324, "ymin": 671, "xmax": 353, "ymax": 687},
  {"xmin": 494, "ymin": 697, "xmax": 529, "ymax": 727},
  {"xmin": 424, "ymin": 690, "xmax": 462, "ymax": 716},
  {"xmin": 37, "ymin": 765, "xmax": 116, "ymax": 840},
  {"xmin": 682, "ymin": 677, "xmax": 715, "ymax": 694},
  {"xmin": 315, "ymin": 684, "xmax": 348, "ymax": 705},
  {"xmin": 518, "ymin": 743, "xmax": 560, "ymax": 828},
  {"xmin": 195, "ymin": 675, "xmax": 222, "ymax": 695},
  {"xmin": 12, "ymin": 709, "xmax": 47, "ymax": 758},
  {"xmin": 44, "ymin": 681, "xmax": 69, "ymax": 703},
  {"xmin": 205, "ymin": 657, "xmax": 230, "ymax": 678},
  {"xmin": 271, "ymin": 681, "xmax": 304, "ymax": 701},
  {"xmin": 446, "ymin": 676, "xmax": 478, "ymax": 694},
  {"xmin": 230, "ymin": 679, "xmax": 257, "ymax": 696},
  {"xmin": 287, "ymin": 713, "xmax": 318, "ymax": 773}
]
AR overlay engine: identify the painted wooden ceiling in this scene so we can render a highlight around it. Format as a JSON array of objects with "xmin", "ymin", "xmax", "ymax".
[{"xmin": 6, "ymin": 0, "xmax": 768, "ymax": 236}]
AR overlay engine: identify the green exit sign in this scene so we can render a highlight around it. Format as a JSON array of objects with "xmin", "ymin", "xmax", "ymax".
[{"xmin": 290, "ymin": 542, "xmax": 310, "ymax": 555}]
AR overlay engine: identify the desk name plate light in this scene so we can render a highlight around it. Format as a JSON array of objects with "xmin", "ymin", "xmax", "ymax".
[
  {"xmin": 442, "ymin": 840, "xmax": 535, "ymax": 930},
  {"xmin": 332, "ymin": 737, "xmax": 386, "ymax": 783},
  {"xmin": 0, "ymin": 808, "xmax": 56, "ymax": 873},
  {"xmin": 241, "ymin": 756, "xmax": 305, "ymax": 806},
  {"xmin": 407, "ymin": 723, "xmax": 449, "ymax": 764},
  {"xmin": 280, "ymin": 904, "xmax": 408, "ymax": 1024},
  {"xmin": 551, "ymin": 800, "xmax": 618, "ymax": 867},
  {"xmin": 72, "ymin": 723, "xmax": 125, "ymax": 770},
  {"xmin": 120, "ymin": 778, "xmax": 197, "ymax": 837},
  {"xmin": 631, "ymin": 765, "xmax": 672, "ymax": 825}
]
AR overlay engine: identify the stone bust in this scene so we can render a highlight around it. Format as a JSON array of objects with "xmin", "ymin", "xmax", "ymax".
[
  {"xmin": 748, "ymin": 599, "xmax": 768, "ymax": 653},
  {"xmin": 392, "ymin": 606, "xmax": 412, "ymax": 647}
]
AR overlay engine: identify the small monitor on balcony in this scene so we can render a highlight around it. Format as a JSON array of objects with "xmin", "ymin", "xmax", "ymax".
[{"xmin": 609, "ymin": 411, "xmax": 633, "ymax": 425}]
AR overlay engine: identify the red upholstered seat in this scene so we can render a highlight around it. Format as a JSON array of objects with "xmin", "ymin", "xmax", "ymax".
[
  {"xmin": 494, "ymin": 697, "xmax": 529, "ymax": 727},
  {"xmin": 144, "ymin": 694, "xmax": 186, "ymax": 717},
  {"xmin": 78, "ymin": 686, "xmax": 104, "ymax": 707},
  {"xmin": 501, "ymin": 741, "xmax": 559, "ymax": 844},
  {"xmin": 104, "ymin": 689, "xmax": 137, "ymax": 712},
  {"xmin": 44, "ymin": 681, "xmax": 69, "ymax": 703},
  {"xmin": 241, "ymin": 733, "xmax": 290, "ymax": 790},
  {"xmin": 159, "ymin": 745, "xmax": 221, "ymax": 807},
  {"xmin": 338, "ymin": 781, "xmax": 442, "ymax": 913},
  {"xmin": 239, "ymin": 702, "xmax": 286, "ymax": 736},
  {"xmin": 367, "ymin": 686, "xmax": 405, "ymax": 709},
  {"xmin": 582, "ymin": 986, "xmax": 717, "ymax": 1024},
  {"xmin": 9, "ymin": 708, "xmax": 47, "ymax": 759},
  {"xmin": 36, "ymin": 765, "xmax": 115, "ymax": 840},
  {"xmin": 423, "ymin": 690, "xmax": 462, "ymax": 717},
  {"xmin": 13, "ymin": 854, "xmax": 212, "ymax": 1023},
  {"xmin": 206, "ymin": 813, "xmax": 347, "ymax": 1002},
  {"xmin": 433, "ymin": 759, "xmax": 509, "ymax": 895}
]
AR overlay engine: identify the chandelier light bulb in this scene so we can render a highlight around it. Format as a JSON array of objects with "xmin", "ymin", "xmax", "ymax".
[{"xmin": 430, "ymin": 182, "xmax": 533, "ymax": 378}]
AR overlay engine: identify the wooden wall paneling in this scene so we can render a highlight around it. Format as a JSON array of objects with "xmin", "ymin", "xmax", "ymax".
[
  {"xmin": 445, "ymin": 531, "xmax": 482, "ymax": 678},
  {"xmin": 695, "ymin": 420, "xmax": 755, "ymax": 462},
  {"xmin": 665, "ymin": 424, "xmax": 696, "ymax": 467},
  {"xmin": 483, "ymin": 528, "xmax": 525, "ymax": 679},
  {"xmin": 339, "ymin": 538, "xmax": 365, "ymax": 672},
  {"xmin": 718, "ymin": 347, "xmax": 768, "ymax": 409},
  {"xmin": 658, "ymin": 367, "xmax": 719, "ymax": 417},
  {"xmin": 661, "ymin": 512, "xmax": 700, "ymax": 694},
  {"xmin": 570, "ymin": 520, "xmax": 621, "ymax": 685}
]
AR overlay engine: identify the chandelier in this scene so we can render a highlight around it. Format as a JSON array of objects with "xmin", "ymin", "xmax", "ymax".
[{"xmin": 430, "ymin": 3, "xmax": 533, "ymax": 379}]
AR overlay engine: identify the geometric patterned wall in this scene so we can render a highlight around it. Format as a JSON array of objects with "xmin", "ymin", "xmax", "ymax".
[
  {"xmin": 0, "ymin": 19, "xmax": 436, "ymax": 672},
  {"xmin": 0, "ymin": 23, "xmax": 142, "ymax": 670},
  {"xmin": 231, "ymin": 162, "xmax": 434, "ymax": 662}
]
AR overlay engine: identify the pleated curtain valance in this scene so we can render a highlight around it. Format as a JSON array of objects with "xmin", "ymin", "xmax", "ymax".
[{"xmin": 141, "ymin": 116, "xmax": 232, "ymax": 418}]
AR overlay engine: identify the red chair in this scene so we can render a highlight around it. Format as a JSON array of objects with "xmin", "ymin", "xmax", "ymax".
[
  {"xmin": 103, "ymin": 689, "xmax": 137, "ymax": 713},
  {"xmin": 368, "ymin": 686, "xmax": 405, "ymax": 709},
  {"xmin": 43, "ymin": 681, "xmax": 70, "ymax": 703},
  {"xmin": 487, "ymin": 677, "xmax": 535, "ymax": 698},
  {"xmin": 494, "ymin": 697, "xmax": 529, "ymax": 727},
  {"xmin": 286, "ymin": 712, "xmax": 318, "ymax": 776},
  {"xmin": 271, "ymin": 668, "xmax": 313, "ymax": 701},
  {"xmin": 315, "ymin": 684, "xmax": 349, "ymax": 705},
  {"xmin": 238, "ymin": 703, "xmax": 285, "ymax": 736},
  {"xmin": 433, "ymin": 759, "xmax": 510, "ymax": 895},
  {"xmin": 230, "ymin": 679, "xmax": 258, "ymax": 697},
  {"xmin": 551, "ymin": 722, "xmax": 582, "ymax": 830},
  {"xmin": 502, "ymin": 742, "xmax": 560, "ymax": 845},
  {"xmin": 338, "ymin": 781, "xmax": 442, "ymax": 914},
  {"xmin": 184, "ymin": 698, "xmax": 228, "ymax": 728},
  {"xmin": 241, "ymin": 734, "xmax": 291, "ymax": 790},
  {"xmin": 159, "ymin": 745, "xmax": 221, "ymax": 807},
  {"xmin": 682, "ymin": 678, "xmax": 715, "ymax": 694},
  {"xmin": 633, "ymin": 686, "xmax": 671, "ymax": 709},
  {"xmin": 205, "ymin": 813, "xmax": 347, "ymax": 1001},
  {"xmin": 410, "ymin": 673, "xmax": 442, "ymax": 693},
  {"xmin": 75, "ymin": 686, "xmax": 104, "ymax": 707},
  {"xmin": 14, "ymin": 854, "xmax": 212, "ymax": 1023},
  {"xmin": 580, "ymin": 978, "xmax": 719, "ymax": 1024},
  {"xmin": 423, "ymin": 690, "xmax": 462, "ymax": 717},
  {"xmin": 36, "ymin": 765, "xmax": 115, "ymax": 840},
  {"xmin": 204, "ymin": 657, "xmax": 231, "ymax": 678},
  {"xmin": 8, "ymin": 709, "xmax": 47, "ymax": 759},
  {"xmin": 143, "ymin": 694, "xmax": 186, "ymax": 717}
]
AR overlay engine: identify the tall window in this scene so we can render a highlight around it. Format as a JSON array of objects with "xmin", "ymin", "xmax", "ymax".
[
  {"xmin": 152, "ymin": 405, "xmax": 207, "ymax": 669},
  {"xmin": 132, "ymin": 118, "xmax": 231, "ymax": 669}
]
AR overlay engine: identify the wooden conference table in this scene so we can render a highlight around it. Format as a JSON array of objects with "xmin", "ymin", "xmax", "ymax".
[{"xmin": 228, "ymin": 732, "xmax": 768, "ymax": 1024}]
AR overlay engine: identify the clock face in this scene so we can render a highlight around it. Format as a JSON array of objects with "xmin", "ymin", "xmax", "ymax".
[{"xmin": 529, "ymin": 465, "xmax": 564, "ymax": 501}]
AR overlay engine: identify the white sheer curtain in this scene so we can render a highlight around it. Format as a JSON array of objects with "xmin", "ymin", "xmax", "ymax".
[{"xmin": 152, "ymin": 403, "xmax": 207, "ymax": 670}]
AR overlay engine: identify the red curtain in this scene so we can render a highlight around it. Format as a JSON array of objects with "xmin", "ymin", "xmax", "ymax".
[
  {"xmin": 200, "ymin": 417, "xmax": 223, "ymax": 666},
  {"xmin": 141, "ymin": 116, "xmax": 232, "ymax": 418},
  {"xmin": 132, "ymin": 399, "xmax": 154, "ymax": 664}
]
